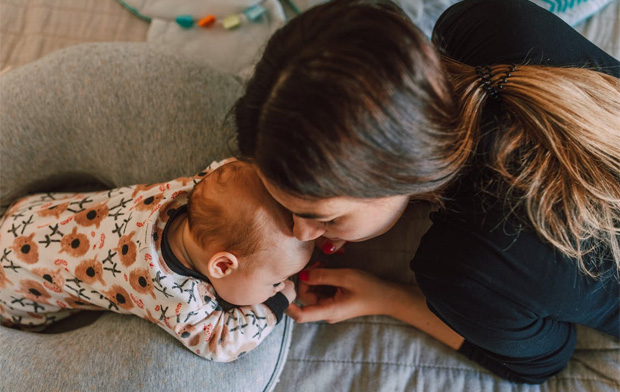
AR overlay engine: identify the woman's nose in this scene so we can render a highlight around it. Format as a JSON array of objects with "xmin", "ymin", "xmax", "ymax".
[{"xmin": 292, "ymin": 216, "xmax": 326, "ymax": 241}]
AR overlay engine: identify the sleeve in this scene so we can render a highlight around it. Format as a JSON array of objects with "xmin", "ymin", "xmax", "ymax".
[
  {"xmin": 457, "ymin": 331, "xmax": 576, "ymax": 384},
  {"xmin": 262, "ymin": 292, "xmax": 290, "ymax": 323},
  {"xmin": 160, "ymin": 292, "xmax": 289, "ymax": 362},
  {"xmin": 418, "ymin": 270, "xmax": 577, "ymax": 383},
  {"xmin": 412, "ymin": 219, "xmax": 577, "ymax": 384},
  {"xmin": 217, "ymin": 292, "xmax": 290, "ymax": 323},
  {"xmin": 432, "ymin": 0, "xmax": 620, "ymax": 77}
]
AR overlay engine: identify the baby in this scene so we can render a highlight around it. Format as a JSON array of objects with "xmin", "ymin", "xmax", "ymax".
[{"xmin": 0, "ymin": 159, "xmax": 313, "ymax": 362}]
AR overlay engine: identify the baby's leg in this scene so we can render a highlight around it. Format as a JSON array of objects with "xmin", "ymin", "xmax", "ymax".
[
  {"xmin": 0, "ymin": 303, "xmax": 76, "ymax": 331},
  {"xmin": 0, "ymin": 295, "xmax": 77, "ymax": 331},
  {"xmin": 0, "ymin": 273, "xmax": 76, "ymax": 331}
]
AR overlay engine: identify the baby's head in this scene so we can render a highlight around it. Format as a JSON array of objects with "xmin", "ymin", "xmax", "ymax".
[{"xmin": 185, "ymin": 161, "xmax": 313, "ymax": 305}]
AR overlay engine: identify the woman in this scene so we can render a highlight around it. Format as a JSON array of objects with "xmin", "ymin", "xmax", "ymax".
[{"xmin": 234, "ymin": 0, "xmax": 620, "ymax": 384}]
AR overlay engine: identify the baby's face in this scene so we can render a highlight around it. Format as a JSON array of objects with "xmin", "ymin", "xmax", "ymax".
[
  {"xmin": 197, "ymin": 161, "xmax": 314, "ymax": 306},
  {"xmin": 217, "ymin": 236, "xmax": 313, "ymax": 306}
]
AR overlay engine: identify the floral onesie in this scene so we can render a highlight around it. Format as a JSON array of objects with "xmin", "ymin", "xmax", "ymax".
[{"xmin": 0, "ymin": 160, "xmax": 289, "ymax": 362}]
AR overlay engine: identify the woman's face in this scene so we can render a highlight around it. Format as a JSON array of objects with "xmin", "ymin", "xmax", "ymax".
[{"xmin": 259, "ymin": 173, "xmax": 411, "ymax": 242}]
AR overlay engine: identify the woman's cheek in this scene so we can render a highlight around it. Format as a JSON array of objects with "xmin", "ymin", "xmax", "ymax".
[
  {"xmin": 341, "ymin": 221, "xmax": 391, "ymax": 242},
  {"xmin": 331, "ymin": 225, "xmax": 362, "ymax": 241}
]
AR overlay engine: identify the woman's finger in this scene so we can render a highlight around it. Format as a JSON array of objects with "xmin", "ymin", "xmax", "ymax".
[
  {"xmin": 295, "ymin": 282, "xmax": 320, "ymax": 306},
  {"xmin": 286, "ymin": 301, "xmax": 340, "ymax": 323},
  {"xmin": 298, "ymin": 267, "xmax": 351, "ymax": 287}
]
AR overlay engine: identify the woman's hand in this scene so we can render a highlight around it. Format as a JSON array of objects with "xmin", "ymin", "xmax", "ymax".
[
  {"xmin": 287, "ymin": 267, "xmax": 465, "ymax": 349},
  {"xmin": 287, "ymin": 268, "xmax": 393, "ymax": 323}
]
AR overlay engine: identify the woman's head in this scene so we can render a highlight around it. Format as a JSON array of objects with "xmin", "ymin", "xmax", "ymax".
[
  {"xmin": 235, "ymin": 0, "xmax": 620, "ymax": 278},
  {"xmin": 235, "ymin": 0, "xmax": 464, "ymax": 203}
]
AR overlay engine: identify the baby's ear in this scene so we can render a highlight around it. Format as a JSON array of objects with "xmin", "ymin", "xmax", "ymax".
[{"xmin": 207, "ymin": 252, "xmax": 239, "ymax": 279}]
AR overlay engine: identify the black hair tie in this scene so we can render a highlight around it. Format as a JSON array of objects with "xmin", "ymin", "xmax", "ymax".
[{"xmin": 476, "ymin": 64, "xmax": 517, "ymax": 101}]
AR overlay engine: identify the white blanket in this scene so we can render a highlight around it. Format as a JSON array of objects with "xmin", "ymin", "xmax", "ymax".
[
  {"xmin": 119, "ymin": 0, "xmax": 617, "ymax": 78},
  {"xmin": 120, "ymin": 0, "xmax": 287, "ymax": 77}
]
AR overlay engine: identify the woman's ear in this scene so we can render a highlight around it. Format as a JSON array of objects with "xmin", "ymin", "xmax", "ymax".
[{"xmin": 207, "ymin": 252, "xmax": 239, "ymax": 279}]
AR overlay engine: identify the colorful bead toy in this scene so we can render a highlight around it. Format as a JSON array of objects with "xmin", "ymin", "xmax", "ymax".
[
  {"xmin": 175, "ymin": 15, "xmax": 194, "ymax": 28},
  {"xmin": 174, "ymin": 2, "xmax": 269, "ymax": 30},
  {"xmin": 222, "ymin": 14, "xmax": 242, "ymax": 30},
  {"xmin": 243, "ymin": 4, "xmax": 267, "ymax": 21},
  {"xmin": 198, "ymin": 15, "xmax": 216, "ymax": 28},
  {"xmin": 119, "ymin": 0, "xmax": 302, "ymax": 31}
]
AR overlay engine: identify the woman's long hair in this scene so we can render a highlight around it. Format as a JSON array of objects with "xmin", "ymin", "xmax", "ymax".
[
  {"xmin": 444, "ymin": 58, "xmax": 620, "ymax": 278},
  {"xmin": 234, "ymin": 0, "xmax": 620, "ymax": 278},
  {"xmin": 234, "ymin": 0, "xmax": 464, "ymax": 202}
]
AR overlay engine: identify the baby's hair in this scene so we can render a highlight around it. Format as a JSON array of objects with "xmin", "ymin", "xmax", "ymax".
[{"xmin": 186, "ymin": 161, "xmax": 280, "ymax": 264}]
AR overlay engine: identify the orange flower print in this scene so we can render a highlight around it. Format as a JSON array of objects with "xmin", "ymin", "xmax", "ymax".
[
  {"xmin": 18, "ymin": 279, "xmax": 51, "ymax": 304},
  {"xmin": 129, "ymin": 268, "xmax": 156, "ymax": 299},
  {"xmin": 64, "ymin": 295, "xmax": 100, "ymax": 310},
  {"xmin": 11, "ymin": 233, "xmax": 39, "ymax": 264},
  {"xmin": 132, "ymin": 184, "xmax": 158, "ymax": 198},
  {"xmin": 134, "ymin": 193, "xmax": 164, "ymax": 212},
  {"xmin": 59, "ymin": 226, "xmax": 90, "ymax": 258},
  {"xmin": 32, "ymin": 268, "xmax": 66, "ymax": 293},
  {"xmin": 74, "ymin": 203, "xmax": 109, "ymax": 228},
  {"xmin": 209, "ymin": 323, "xmax": 230, "ymax": 353},
  {"xmin": 102, "ymin": 285, "xmax": 134, "ymax": 311},
  {"xmin": 38, "ymin": 201, "xmax": 70, "ymax": 219},
  {"xmin": 74, "ymin": 257, "xmax": 106, "ymax": 286},
  {"xmin": 116, "ymin": 231, "xmax": 137, "ymax": 267},
  {"xmin": 176, "ymin": 323, "xmax": 202, "ymax": 347}
]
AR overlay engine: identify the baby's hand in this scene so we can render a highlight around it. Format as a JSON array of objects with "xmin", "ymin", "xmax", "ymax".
[{"xmin": 281, "ymin": 279, "xmax": 297, "ymax": 304}]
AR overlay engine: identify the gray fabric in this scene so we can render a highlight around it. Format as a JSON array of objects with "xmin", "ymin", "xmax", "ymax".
[
  {"xmin": 0, "ymin": 312, "xmax": 293, "ymax": 392},
  {"xmin": 0, "ymin": 42, "xmax": 292, "ymax": 392},
  {"xmin": 0, "ymin": 42, "xmax": 242, "ymax": 213},
  {"xmin": 278, "ymin": 318, "xmax": 620, "ymax": 392}
]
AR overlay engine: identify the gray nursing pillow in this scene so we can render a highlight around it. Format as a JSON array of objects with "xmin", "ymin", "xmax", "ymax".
[{"xmin": 0, "ymin": 42, "xmax": 242, "ymax": 214}]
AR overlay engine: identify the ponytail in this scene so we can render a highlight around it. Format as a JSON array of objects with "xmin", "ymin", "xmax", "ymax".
[{"xmin": 443, "ymin": 58, "xmax": 620, "ymax": 278}]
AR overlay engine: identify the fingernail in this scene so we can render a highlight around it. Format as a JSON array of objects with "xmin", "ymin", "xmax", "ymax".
[
  {"xmin": 298, "ymin": 270, "xmax": 309, "ymax": 282},
  {"xmin": 321, "ymin": 241, "xmax": 336, "ymax": 254}
]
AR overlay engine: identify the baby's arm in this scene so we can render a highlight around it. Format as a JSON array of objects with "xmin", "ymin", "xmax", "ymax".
[{"xmin": 162, "ymin": 288, "xmax": 292, "ymax": 362}]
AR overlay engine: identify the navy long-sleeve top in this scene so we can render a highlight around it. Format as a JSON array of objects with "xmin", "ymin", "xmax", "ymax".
[{"xmin": 410, "ymin": 0, "xmax": 620, "ymax": 384}]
